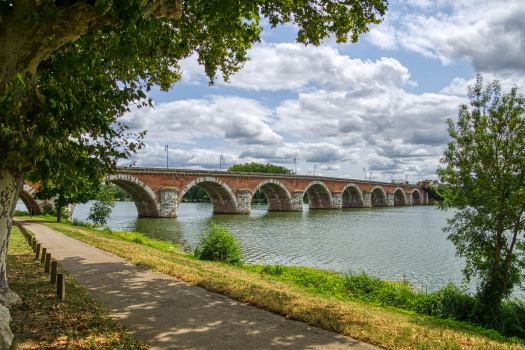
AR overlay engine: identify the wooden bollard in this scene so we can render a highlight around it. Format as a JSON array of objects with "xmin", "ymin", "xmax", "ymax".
[
  {"xmin": 32, "ymin": 240, "xmax": 37, "ymax": 253},
  {"xmin": 41, "ymin": 248, "xmax": 47, "ymax": 263},
  {"xmin": 51, "ymin": 261, "xmax": 57, "ymax": 284},
  {"xmin": 28, "ymin": 235, "xmax": 32, "ymax": 246},
  {"xmin": 56, "ymin": 273, "xmax": 65, "ymax": 300},
  {"xmin": 35, "ymin": 244, "xmax": 41, "ymax": 260},
  {"xmin": 45, "ymin": 253, "xmax": 51, "ymax": 273}
]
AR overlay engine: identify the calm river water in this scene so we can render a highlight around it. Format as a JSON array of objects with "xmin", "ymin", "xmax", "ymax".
[{"xmin": 18, "ymin": 200, "xmax": 466, "ymax": 292}]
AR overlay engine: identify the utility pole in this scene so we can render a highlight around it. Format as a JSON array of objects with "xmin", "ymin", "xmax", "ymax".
[
  {"xmin": 363, "ymin": 167, "xmax": 366, "ymax": 181},
  {"xmin": 293, "ymin": 158, "xmax": 297, "ymax": 175},
  {"xmin": 370, "ymin": 172, "xmax": 372, "ymax": 181},
  {"xmin": 164, "ymin": 145, "xmax": 168, "ymax": 169},
  {"xmin": 220, "ymin": 155, "xmax": 224, "ymax": 171},
  {"xmin": 314, "ymin": 164, "xmax": 317, "ymax": 176}
]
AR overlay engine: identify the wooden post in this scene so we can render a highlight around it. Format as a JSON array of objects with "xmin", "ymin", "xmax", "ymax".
[
  {"xmin": 35, "ymin": 243, "xmax": 41, "ymax": 260},
  {"xmin": 41, "ymin": 248, "xmax": 47, "ymax": 263},
  {"xmin": 32, "ymin": 240, "xmax": 37, "ymax": 253},
  {"xmin": 28, "ymin": 235, "xmax": 32, "ymax": 246},
  {"xmin": 45, "ymin": 253, "xmax": 51, "ymax": 273},
  {"xmin": 56, "ymin": 273, "xmax": 65, "ymax": 300},
  {"xmin": 51, "ymin": 261, "xmax": 57, "ymax": 284}
]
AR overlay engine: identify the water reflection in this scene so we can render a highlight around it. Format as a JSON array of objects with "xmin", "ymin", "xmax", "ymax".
[{"xmin": 66, "ymin": 201, "xmax": 465, "ymax": 292}]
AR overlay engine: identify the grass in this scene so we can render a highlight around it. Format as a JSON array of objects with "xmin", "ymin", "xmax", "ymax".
[
  {"xmin": 8, "ymin": 225, "xmax": 148, "ymax": 350},
  {"xmin": 243, "ymin": 265, "xmax": 525, "ymax": 340},
  {"xmin": 13, "ymin": 216, "xmax": 525, "ymax": 350}
]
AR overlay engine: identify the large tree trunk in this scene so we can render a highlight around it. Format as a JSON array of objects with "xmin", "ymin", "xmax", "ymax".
[{"xmin": 0, "ymin": 169, "xmax": 23, "ymax": 307}]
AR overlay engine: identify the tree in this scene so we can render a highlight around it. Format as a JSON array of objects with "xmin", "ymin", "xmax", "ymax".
[
  {"xmin": 87, "ymin": 187, "xmax": 116, "ymax": 226},
  {"xmin": 33, "ymin": 181, "xmax": 99, "ymax": 223},
  {"xmin": 228, "ymin": 162, "xmax": 293, "ymax": 174},
  {"xmin": 0, "ymin": 0, "xmax": 387, "ymax": 305},
  {"xmin": 437, "ymin": 74, "xmax": 525, "ymax": 321}
]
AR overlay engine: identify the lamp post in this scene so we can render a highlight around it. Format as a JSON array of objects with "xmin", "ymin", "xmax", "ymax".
[
  {"xmin": 164, "ymin": 145, "xmax": 168, "ymax": 169},
  {"xmin": 293, "ymin": 158, "xmax": 297, "ymax": 175},
  {"xmin": 363, "ymin": 167, "xmax": 366, "ymax": 181},
  {"xmin": 405, "ymin": 174, "xmax": 409, "ymax": 184},
  {"xmin": 370, "ymin": 172, "xmax": 372, "ymax": 181},
  {"xmin": 314, "ymin": 164, "xmax": 317, "ymax": 176},
  {"xmin": 219, "ymin": 155, "xmax": 224, "ymax": 171}
]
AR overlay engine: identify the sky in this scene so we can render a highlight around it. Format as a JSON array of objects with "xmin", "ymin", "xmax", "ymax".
[{"xmin": 121, "ymin": 0, "xmax": 525, "ymax": 183}]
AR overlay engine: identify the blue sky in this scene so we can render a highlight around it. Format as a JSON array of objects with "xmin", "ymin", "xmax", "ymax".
[{"xmin": 122, "ymin": 0, "xmax": 525, "ymax": 183}]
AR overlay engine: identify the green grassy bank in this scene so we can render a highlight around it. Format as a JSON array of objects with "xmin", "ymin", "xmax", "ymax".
[
  {"xmin": 12, "ymin": 216, "xmax": 525, "ymax": 350},
  {"xmin": 8, "ymin": 225, "xmax": 147, "ymax": 349}
]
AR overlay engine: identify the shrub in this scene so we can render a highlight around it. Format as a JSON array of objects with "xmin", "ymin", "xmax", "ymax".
[
  {"xmin": 14, "ymin": 210, "xmax": 29, "ymax": 216},
  {"xmin": 194, "ymin": 221, "xmax": 244, "ymax": 265}
]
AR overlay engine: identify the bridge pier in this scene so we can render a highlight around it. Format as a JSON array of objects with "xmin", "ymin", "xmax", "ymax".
[
  {"xmin": 406, "ymin": 193, "xmax": 413, "ymax": 205},
  {"xmin": 387, "ymin": 192, "xmax": 395, "ymax": 207},
  {"xmin": 237, "ymin": 189, "xmax": 252, "ymax": 214},
  {"xmin": 332, "ymin": 191, "xmax": 342, "ymax": 209},
  {"xmin": 363, "ymin": 192, "xmax": 372, "ymax": 208},
  {"xmin": 159, "ymin": 187, "xmax": 179, "ymax": 217},
  {"xmin": 292, "ymin": 191, "xmax": 304, "ymax": 211}
]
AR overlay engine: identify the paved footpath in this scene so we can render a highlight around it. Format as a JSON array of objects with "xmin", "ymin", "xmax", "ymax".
[{"xmin": 15, "ymin": 220, "xmax": 378, "ymax": 350}]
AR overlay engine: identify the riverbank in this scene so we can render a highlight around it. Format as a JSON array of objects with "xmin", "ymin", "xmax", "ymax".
[
  {"xmin": 8, "ymin": 225, "xmax": 148, "ymax": 349},
  {"xmin": 12, "ymin": 215, "xmax": 525, "ymax": 349}
]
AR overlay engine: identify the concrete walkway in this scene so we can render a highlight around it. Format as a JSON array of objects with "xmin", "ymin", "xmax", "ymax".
[{"xmin": 15, "ymin": 220, "xmax": 378, "ymax": 350}]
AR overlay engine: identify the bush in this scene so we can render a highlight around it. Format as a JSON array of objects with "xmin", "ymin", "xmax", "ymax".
[
  {"xmin": 194, "ymin": 221, "xmax": 244, "ymax": 265},
  {"xmin": 14, "ymin": 210, "xmax": 29, "ymax": 216}
]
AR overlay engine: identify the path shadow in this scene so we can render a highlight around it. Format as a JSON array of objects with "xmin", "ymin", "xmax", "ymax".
[{"xmin": 59, "ymin": 255, "xmax": 374, "ymax": 350}]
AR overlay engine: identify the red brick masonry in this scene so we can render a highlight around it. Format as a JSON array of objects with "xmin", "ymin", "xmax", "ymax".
[{"xmin": 21, "ymin": 167, "xmax": 428, "ymax": 217}]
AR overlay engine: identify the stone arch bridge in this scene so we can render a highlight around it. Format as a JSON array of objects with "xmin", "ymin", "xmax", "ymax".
[{"xmin": 19, "ymin": 167, "xmax": 429, "ymax": 217}]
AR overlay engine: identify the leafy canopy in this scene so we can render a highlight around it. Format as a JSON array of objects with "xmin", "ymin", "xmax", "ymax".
[
  {"xmin": 437, "ymin": 74, "xmax": 525, "ymax": 315},
  {"xmin": 228, "ymin": 162, "xmax": 293, "ymax": 174},
  {"xmin": 0, "ymin": 0, "xmax": 387, "ymax": 188}
]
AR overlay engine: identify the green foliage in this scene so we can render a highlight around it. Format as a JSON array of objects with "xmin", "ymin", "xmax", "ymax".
[
  {"xmin": 112, "ymin": 185, "xmax": 132, "ymax": 201},
  {"xmin": 228, "ymin": 162, "xmax": 293, "ymax": 174},
  {"xmin": 182, "ymin": 186, "xmax": 208, "ymax": 201},
  {"xmin": 87, "ymin": 188, "xmax": 116, "ymax": 226},
  {"xmin": 70, "ymin": 218, "xmax": 92, "ymax": 228},
  {"xmin": 194, "ymin": 221, "xmax": 244, "ymax": 265},
  {"xmin": 41, "ymin": 203, "xmax": 54, "ymax": 216},
  {"xmin": 1, "ymin": 0, "xmax": 387, "ymax": 184},
  {"xmin": 14, "ymin": 210, "xmax": 29, "ymax": 216},
  {"xmin": 424, "ymin": 185, "xmax": 450, "ymax": 202},
  {"xmin": 34, "ymin": 180, "xmax": 99, "ymax": 222},
  {"xmin": 437, "ymin": 74, "xmax": 525, "ymax": 318}
]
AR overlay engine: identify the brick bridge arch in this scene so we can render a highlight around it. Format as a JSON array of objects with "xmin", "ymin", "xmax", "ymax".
[
  {"xmin": 393, "ymin": 187, "xmax": 407, "ymax": 206},
  {"xmin": 370, "ymin": 186, "xmax": 387, "ymax": 207},
  {"xmin": 304, "ymin": 181, "xmax": 333, "ymax": 209},
  {"xmin": 178, "ymin": 177, "xmax": 238, "ymax": 215},
  {"xmin": 18, "ymin": 184, "xmax": 45, "ymax": 215},
  {"xmin": 107, "ymin": 174, "xmax": 160, "ymax": 217},
  {"xmin": 341, "ymin": 183, "xmax": 364, "ymax": 208},
  {"xmin": 411, "ymin": 188, "xmax": 422, "ymax": 205},
  {"xmin": 252, "ymin": 179, "xmax": 293, "ymax": 211}
]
